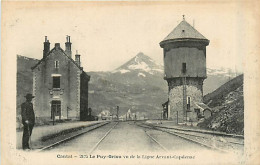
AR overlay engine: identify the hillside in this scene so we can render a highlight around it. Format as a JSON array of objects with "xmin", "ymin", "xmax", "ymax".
[
  {"xmin": 16, "ymin": 55, "xmax": 39, "ymax": 115},
  {"xmin": 198, "ymin": 74, "xmax": 244, "ymax": 135},
  {"xmin": 203, "ymin": 74, "xmax": 243, "ymax": 107}
]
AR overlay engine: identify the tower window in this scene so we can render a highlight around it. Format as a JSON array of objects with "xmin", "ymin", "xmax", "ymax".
[
  {"xmin": 182, "ymin": 30, "xmax": 185, "ymax": 32},
  {"xmin": 182, "ymin": 63, "xmax": 187, "ymax": 74},
  {"xmin": 54, "ymin": 61, "xmax": 59, "ymax": 68},
  {"xmin": 53, "ymin": 76, "xmax": 60, "ymax": 88}
]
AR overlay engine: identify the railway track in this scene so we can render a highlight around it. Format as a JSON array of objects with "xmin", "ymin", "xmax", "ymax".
[
  {"xmin": 145, "ymin": 123, "xmax": 244, "ymax": 147},
  {"xmin": 39, "ymin": 121, "xmax": 171, "ymax": 153},
  {"xmin": 149, "ymin": 123, "xmax": 244, "ymax": 139},
  {"xmin": 88, "ymin": 122, "xmax": 118, "ymax": 154},
  {"xmin": 121, "ymin": 122, "xmax": 170, "ymax": 152},
  {"xmin": 143, "ymin": 130, "xmax": 169, "ymax": 152},
  {"xmin": 136, "ymin": 122, "xmax": 243, "ymax": 153},
  {"xmin": 38, "ymin": 121, "xmax": 113, "ymax": 152},
  {"xmin": 37, "ymin": 121, "xmax": 243, "ymax": 153}
]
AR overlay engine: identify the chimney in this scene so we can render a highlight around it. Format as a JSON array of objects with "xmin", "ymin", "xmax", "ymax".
[
  {"xmin": 43, "ymin": 36, "xmax": 50, "ymax": 58},
  {"xmin": 65, "ymin": 35, "xmax": 72, "ymax": 57},
  {"xmin": 55, "ymin": 43, "xmax": 60, "ymax": 49},
  {"xmin": 75, "ymin": 50, "xmax": 81, "ymax": 67}
]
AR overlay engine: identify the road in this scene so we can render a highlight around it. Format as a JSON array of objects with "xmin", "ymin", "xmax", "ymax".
[{"xmin": 49, "ymin": 121, "xmax": 219, "ymax": 154}]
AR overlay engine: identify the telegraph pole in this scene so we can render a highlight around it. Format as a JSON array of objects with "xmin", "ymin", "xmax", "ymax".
[
  {"xmin": 177, "ymin": 111, "xmax": 178, "ymax": 124},
  {"xmin": 52, "ymin": 108, "xmax": 55, "ymax": 125},
  {"xmin": 117, "ymin": 106, "xmax": 119, "ymax": 121},
  {"xmin": 67, "ymin": 107, "xmax": 69, "ymax": 119},
  {"xmin": 182, "ymin": 63, "xmax": 187, "ymax": 124}
]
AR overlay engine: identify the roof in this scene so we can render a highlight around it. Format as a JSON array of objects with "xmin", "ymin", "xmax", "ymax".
[
  {"xmin": 161, "ymin": 19, "xmax": 208, "ymax": 42},
  {"xmin": 81, "ymin": 70, "xmax": 91, "ymax": 80},
  {"xmin": 32, "ymin": 47, "xmax": 82, "ymax": 71},
  {"xmin": 31, "ymin": 46, "xmax": 90, "ymax": 80},
  {"xmin": 194, "ymin": 102, "xmax": 211, "ymax": 112}
]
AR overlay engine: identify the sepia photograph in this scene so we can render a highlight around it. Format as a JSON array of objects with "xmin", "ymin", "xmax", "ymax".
[{"xmin": 1, "ymin": 1, "xmax": 260, "ymax": 165}]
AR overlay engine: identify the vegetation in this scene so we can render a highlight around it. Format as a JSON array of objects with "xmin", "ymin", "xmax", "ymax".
[
  {"xmin": 198, "ymin": 75, "xmax": 244, "ymax": 135},
  {"xmin": 203, "ymin": 74, "xmax": 243, "ymax": 107}
]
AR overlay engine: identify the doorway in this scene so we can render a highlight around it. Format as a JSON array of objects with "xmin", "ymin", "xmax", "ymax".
[{"xmin": 51, "ymin": 100, "xmax": 61, "ymax": 119}]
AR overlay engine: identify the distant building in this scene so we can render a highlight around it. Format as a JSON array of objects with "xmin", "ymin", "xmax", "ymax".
[
  {"xmin": 160, "ymin": 16, "xmax": 209, "ymax": 122},
  {"xmin": 194, "ymin": 102, "xmax": 212, "ymax": 119},
  {"xmin": 127, "ymin": 109, "xmax": 132, "ymax": 120},
  {"xmin": 31, "ymin": 36, "xmax": 90, "ymax": 121},
  {"xmin": 162, "ymin": 101, "xmax": 169, "ymax": 119}
]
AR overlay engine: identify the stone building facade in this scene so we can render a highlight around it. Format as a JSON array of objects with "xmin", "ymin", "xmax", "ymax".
[
  {"xmin": 31, "ymin": 36, "xmax": 90, "ymax": 121},
  {"xmin": 160, "ymin": 17, "xmax": 210, "ymax": 123}
]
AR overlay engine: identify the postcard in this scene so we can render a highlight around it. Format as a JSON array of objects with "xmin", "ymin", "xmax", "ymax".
[{"xmin": 1, "ymin": 1, "xmax": 260, "ymax": 165}]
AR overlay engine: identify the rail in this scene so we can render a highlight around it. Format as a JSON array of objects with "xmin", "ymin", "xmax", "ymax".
[
  {"xmin": 143, "ymin": 123, "xmax": 244, "ymax": 146},
  {"xmin": 88, "ymin": 122, "xmax": 118, "ymax": 154},
  {"xmin": 146, "ymin": 123, "xmax": 244, "ymax": 139},
  {"xmin": 136, "ymin": 122, "xmax": 241, "ymax": 153},
  {"xmin": 38, "ymin": 122, "xmax": 110, "ymax": 151},
  {"xmin": 143, "ymin": 130, "xmax": 168, "ymax": 152}
]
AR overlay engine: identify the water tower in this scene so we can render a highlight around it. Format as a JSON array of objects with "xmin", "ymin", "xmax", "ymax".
[{"xmin": 159, "ymin": 16, "xmax": 209, "ymax": 123}]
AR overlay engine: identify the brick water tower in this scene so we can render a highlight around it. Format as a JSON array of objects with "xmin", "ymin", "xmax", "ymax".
[{"xmin": 159, "ymin": 16, "xmax": 209, "ymax": 123}]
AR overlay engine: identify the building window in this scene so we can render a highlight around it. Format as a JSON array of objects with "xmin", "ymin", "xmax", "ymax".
[
  {"xmin": 53, "ymin": 76, "xmax": 60, "ymax": 88},
  {"xmin": 55, "ymin": 61, "xmax": 59, "ymax": 68},
  {"xmin": 182, "ymin": 63, "xmax": 186, "ymax": 74}
]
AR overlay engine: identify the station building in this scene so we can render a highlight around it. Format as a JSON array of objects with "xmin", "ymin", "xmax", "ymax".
[
  {"xmin": 31, "ymin": 36, "xmax": 91, "ymax": 121},
  {"xmin": 160, "ymin": 17, "xmax": 210, "ymax": 122}
]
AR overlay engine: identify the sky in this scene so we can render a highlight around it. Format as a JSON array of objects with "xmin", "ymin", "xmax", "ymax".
[{"xmin": 3, "ymin": 1, "xmax": 249, "ymax": 73}]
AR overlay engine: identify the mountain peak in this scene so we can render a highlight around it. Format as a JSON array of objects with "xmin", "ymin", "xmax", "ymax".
[
  {"xmin": 136, "ymin": 52, "xmax": 145, "ymax": 57},
  {"xmin": 134, "ymin": 52, "xmax": 154, "ymax": 63},
  {"xmin": 114, "ymin": 52, "xmax": 163, "ymax": 74}
]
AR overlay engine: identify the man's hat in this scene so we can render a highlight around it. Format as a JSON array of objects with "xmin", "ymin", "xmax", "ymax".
[{"xmin": 24, "ymin": 93, "xmax": 35, "ymax": 99}]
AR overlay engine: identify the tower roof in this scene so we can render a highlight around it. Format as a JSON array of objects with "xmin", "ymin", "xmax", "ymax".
[{"xmin": 161, "ymin": 19, "xmax": 208, "ymax": 43}]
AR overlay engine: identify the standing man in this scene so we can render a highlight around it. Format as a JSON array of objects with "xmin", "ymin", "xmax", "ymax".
[{"xmin": 21, "ymin": 93, "xmax": 35, "ymax": 150}]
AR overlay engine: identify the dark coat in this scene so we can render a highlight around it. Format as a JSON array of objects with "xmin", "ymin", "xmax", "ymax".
[{"xmin": 21, "ymin": 102, "xmax": 35, "ymax": 125}]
